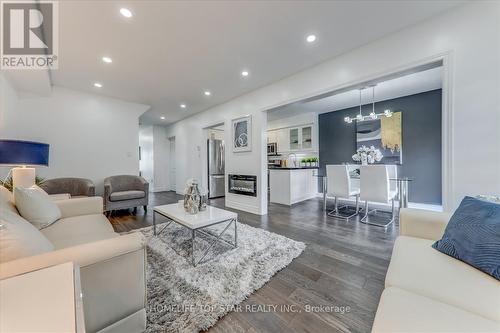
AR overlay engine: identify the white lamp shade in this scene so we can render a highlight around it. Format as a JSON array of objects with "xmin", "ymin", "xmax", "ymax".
[{"xmin": 12, "ymin": 167, "xmax": 36, "ymax": 188}]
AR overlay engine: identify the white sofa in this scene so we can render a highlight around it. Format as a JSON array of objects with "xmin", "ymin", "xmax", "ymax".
[
  {"xmin": 372, "ymin": 208, "xmax": 500, "ymax": 332},
  {"xmin": 0, "ymin": 196, "xmax": 147, "ymax": 333}
]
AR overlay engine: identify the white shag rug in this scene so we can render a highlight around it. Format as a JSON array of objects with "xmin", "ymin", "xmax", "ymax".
[{"xmin": 139, "ymin": 221, "xmax": 305, "ymax": 333}]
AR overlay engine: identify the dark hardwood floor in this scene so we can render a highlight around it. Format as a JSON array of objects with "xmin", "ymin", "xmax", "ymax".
[{"xmin": 108, "ymin": 192, "xmax": 398, "ymax": 333}]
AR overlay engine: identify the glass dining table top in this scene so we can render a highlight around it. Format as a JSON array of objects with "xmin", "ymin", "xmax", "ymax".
[{"xmin": 313, "ymin": 174, "xmax": 413, "ymax": 181}]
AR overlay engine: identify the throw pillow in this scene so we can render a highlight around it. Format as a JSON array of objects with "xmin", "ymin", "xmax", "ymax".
[
  {"xmin": 14, "ymin": 186, "xmax": 62, "ymax": 229},
  {"xmin": 432, "ymin": 196, "xmax": 500, "ymax": 280},
  {"xmin": 0, "ymin": 210, "xmax": 54, "ymax": 263}
]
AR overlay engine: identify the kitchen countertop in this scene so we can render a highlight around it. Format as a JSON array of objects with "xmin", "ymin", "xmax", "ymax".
[{"xmin": 268, "ymin": 166, "xmax": 319, "ymax": 170}]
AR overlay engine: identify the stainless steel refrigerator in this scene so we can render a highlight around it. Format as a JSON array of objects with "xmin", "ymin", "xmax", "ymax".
[{"xmin": 208, "ymin": 139, "xmax": 225, "ymax": 198}]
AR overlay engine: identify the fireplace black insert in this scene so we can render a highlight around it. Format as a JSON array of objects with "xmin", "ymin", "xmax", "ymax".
[{"xmin": 228, "ymin": 174, "xmax": 257, "ymax": 197}]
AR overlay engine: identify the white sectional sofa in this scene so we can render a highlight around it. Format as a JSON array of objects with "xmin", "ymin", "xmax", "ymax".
[
  {"xmin": 372, "ymin": 208, "xmax": 500, "ymax": 332},
  {"xmin": 0, "ymin": 195, "xmax": 147, "ymax": 333}
]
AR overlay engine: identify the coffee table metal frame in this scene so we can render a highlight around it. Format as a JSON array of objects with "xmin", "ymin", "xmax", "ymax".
[{"xmin": 153, "ymin": 208, "xmax": 237, "ymax": 267}]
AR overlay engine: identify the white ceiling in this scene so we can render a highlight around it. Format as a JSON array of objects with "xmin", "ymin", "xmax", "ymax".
[
  {"xmin": 51, "ymin": 0, "xmax": 464, "ymax": 125},
  {"xmin": 267, "ymin": 66, "xmax": 443, "ymax": 121}
]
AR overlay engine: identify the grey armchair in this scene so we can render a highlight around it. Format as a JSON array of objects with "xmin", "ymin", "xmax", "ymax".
[
  {"xmin": 40, "ymin": 177, "xmax": 95, "ymax": 197},
  {"xmin": 104, "ymin": 175, "xmax": 149, "ymax": 213}
]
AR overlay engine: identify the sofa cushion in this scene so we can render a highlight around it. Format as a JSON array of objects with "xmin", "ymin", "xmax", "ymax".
[
  {"xmin": 372, "ymin": 287, "xmax": 500, "ymax": 333},
  {"xmin": 109, "ymin": 190, "xmax": 145, "ymax": 202},
  {"xmin": 386, "ymin": 236, "xmax": 500, "ymax": 322},
  {"xmin": 0, "ymin": 210, "xmax": 54, "ymax": 263},
  {"xmin": 0, "ymin": 186, "xmax": 18, "ymax": 215},
  {"xmin": 432, "ymin": 196, "xmax": 500, "ymax": 280},
  {"xmin": 14, "ymin": 186, "xmax": 61, "ymax": 229},
  {"xmin": 48, "ymin": 193, "xmax": 72, "ymax": 201},
  {"xmin": 41, "ymin": 214, "xmax": 118, "ymax": 249},
  {"xmin": 0, "ymin": 185, "xmax": 12, "ymax": 203}
]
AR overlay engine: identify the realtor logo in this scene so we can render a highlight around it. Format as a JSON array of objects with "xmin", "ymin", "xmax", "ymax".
[{"xmin": 1, "ymin": 1, "xmax": 58, "ymax": 69}]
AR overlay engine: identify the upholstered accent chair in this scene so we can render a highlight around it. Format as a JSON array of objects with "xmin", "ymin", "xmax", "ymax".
[
  {"xmin": 40, "ymin": 177, "xmax": 95, "ymax": 197},
  {"xmin": 104, "ymin": 175, "xmax": 149, "ymax": 213}
]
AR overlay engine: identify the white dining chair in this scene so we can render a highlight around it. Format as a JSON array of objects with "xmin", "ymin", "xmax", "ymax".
[
  {"xmin": 326, "ymin": 165, "xmax": 360, "ymax": 219},
  {"xmin": 360, "ymin": 165, "xmax": 397, "ymax": 228}
]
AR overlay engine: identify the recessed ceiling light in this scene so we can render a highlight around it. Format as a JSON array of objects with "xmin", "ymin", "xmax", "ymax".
[
  {"xmin": 102, "ymin": 56, "xmax": 112, "ymax": 63},
  {"xmin": 241, "ymin": 70, "xmax": 249, "ymax": 77},
  {"xmin": 93, "ymin": 82, "xmax": 102, "ymax": 88},
  {"xmin": 204, "ymin": 91, "xmax": 211, "ymax": 96},
  {"xmin": 306, "ymin": 34, "xmax": 317, "ymax": 43},
  {"xmin": 160, "ymin": 116, "xmax": 165, "ymax": 120},
  {"xmin": 180, "ymin": 104, "xmax": 186, "ymax": 109},
  {"xmin": 120, "ymin": 8, "xmax": 133, "ymax": 18}
]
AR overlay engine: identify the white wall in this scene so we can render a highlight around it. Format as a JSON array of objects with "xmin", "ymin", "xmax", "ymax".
[
  {"xmin": 163, "ymin": 1, "xmax": 499, "ymax": 213},
  {"xmin": 139, "ymin": 125, "xmax": 155, "ymax": 189},
  {"xmin": 0, "ymin": 74, "xmax": 19, "ymax": 127},
  {"xmin": 0, "ymin": 79, "xmax": 150, "ymax": 194}
]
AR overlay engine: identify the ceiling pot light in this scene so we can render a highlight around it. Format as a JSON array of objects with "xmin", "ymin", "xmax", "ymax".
[
  {"xmin": 306, "ymin": 34, "xmax": 316, "ymax": 43},
  {"xmin": 180, "ymin": 104, "xmax": 186, "ymax": 109},
  {"xmin": 241, "ymin": 70, "xmax": 249, "ymax": 77},
  {"xmin": 120, "ymin": 8, "xmax": 133, "ymax": 18},
  {"xmin": 204, "ymin": 91, "xmax": 211, "ymax": 96},
  {"xmin": 93, "ymin": 82, "xmax": 102, "ymax": 88},
  {"xmin": 102, "ymin": 56, "xmax": 112, "ymax": 63},
  {"xmin": 160, "ymin": 116, "xmax": 165, "ymax": 120}
]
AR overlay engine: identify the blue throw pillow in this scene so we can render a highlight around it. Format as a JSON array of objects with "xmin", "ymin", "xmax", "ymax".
[{"xmin": 432, "ymin": 196, "xmax": 500, "ymax": 280}]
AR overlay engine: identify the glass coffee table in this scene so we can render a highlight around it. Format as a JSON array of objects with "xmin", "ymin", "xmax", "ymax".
[{"xmin": 153, "ymin": 203, "xmax": 238, "ymax": 266}]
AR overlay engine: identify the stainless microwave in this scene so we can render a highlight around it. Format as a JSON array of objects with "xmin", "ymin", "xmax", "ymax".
[{"xmin": 267, "ymin": 142, "xmax": 277, "ymax": 155}]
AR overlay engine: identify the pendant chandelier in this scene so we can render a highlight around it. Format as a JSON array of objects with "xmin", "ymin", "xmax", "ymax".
[{"xmin": 344, "ymin": 85, "xmax": 393, "ymax": 123}]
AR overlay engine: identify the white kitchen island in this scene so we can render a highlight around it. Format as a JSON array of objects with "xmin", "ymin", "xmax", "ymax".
[{"xmin": 269, "ymin": 167, "xmax": 318, "ymax": 205}]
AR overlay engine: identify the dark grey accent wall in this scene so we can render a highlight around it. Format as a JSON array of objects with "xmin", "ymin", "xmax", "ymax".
[{"xmin": 319, "ymin": 89, "xmax": 442, "ymax": 204}]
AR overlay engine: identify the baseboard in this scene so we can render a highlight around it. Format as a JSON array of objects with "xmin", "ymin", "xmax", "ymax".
[
  {"xmin": 291, "ymin": 193, "xmax": 318, "ymax": 205},
  {"xmin": 225, "ymin": 199, "xmax": 264, "ymax": 215},
  {"xmin": 152, "ymin": 186, "xmax": 170, "ymax": 192},
  {"xmin": 151, "ymin": 186, "xmax": 176, "ymax": 193}
]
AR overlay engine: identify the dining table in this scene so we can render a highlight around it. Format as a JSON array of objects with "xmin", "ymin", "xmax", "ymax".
[{"xmin": 314, "ymin": 171, "xmax": 413, "ymax": 212}]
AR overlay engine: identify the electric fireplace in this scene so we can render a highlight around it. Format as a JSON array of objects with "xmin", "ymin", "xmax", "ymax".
[{"xmin": 228, "ymin": 174, "xmax": 257, "ymax": 197}]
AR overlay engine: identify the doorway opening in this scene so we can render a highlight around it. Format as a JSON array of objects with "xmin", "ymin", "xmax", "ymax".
[{"xmin": 265, "ymin": 61, "xmax": 444, "ymax": 211}]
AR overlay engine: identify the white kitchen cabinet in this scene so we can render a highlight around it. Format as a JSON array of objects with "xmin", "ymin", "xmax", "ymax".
[
  {"xmin": 288, "ymin": 125, "xmax": 313, "ymax": 151},
  {"xmin": 269, "ymin": 168, "xmax": 317, "ymax": 205},
  {"xmin": 267, "ymin": 130, "xmax": 277, "ymax": 144},
  {"xmin": 275, "ymin": 129, "xmax": 288, "ymax": 153},
  {"xmin": 267, "ymin": 123, "xmax": 315, "ymax": 153},
  {"xmin": 289, "ymin": 128, "xmax": 300, "ymax": 150},
  {"xmin": 301, "ymin": 126, "xmax": 312, "ymax": 149}
]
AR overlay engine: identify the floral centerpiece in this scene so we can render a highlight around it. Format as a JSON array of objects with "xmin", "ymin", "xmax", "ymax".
[{"xmin": 352, "ymin": 145, "xmax": 383, "ymax": 165}]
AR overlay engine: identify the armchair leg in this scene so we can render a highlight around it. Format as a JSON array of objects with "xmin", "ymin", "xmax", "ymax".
[
  {"xmin": 144, "ymin": 205, "xmax": 148, "ymax": 212},
  {"xmin": 133, "ymin": 207, "xmax": 137, "ymax": 214}
]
